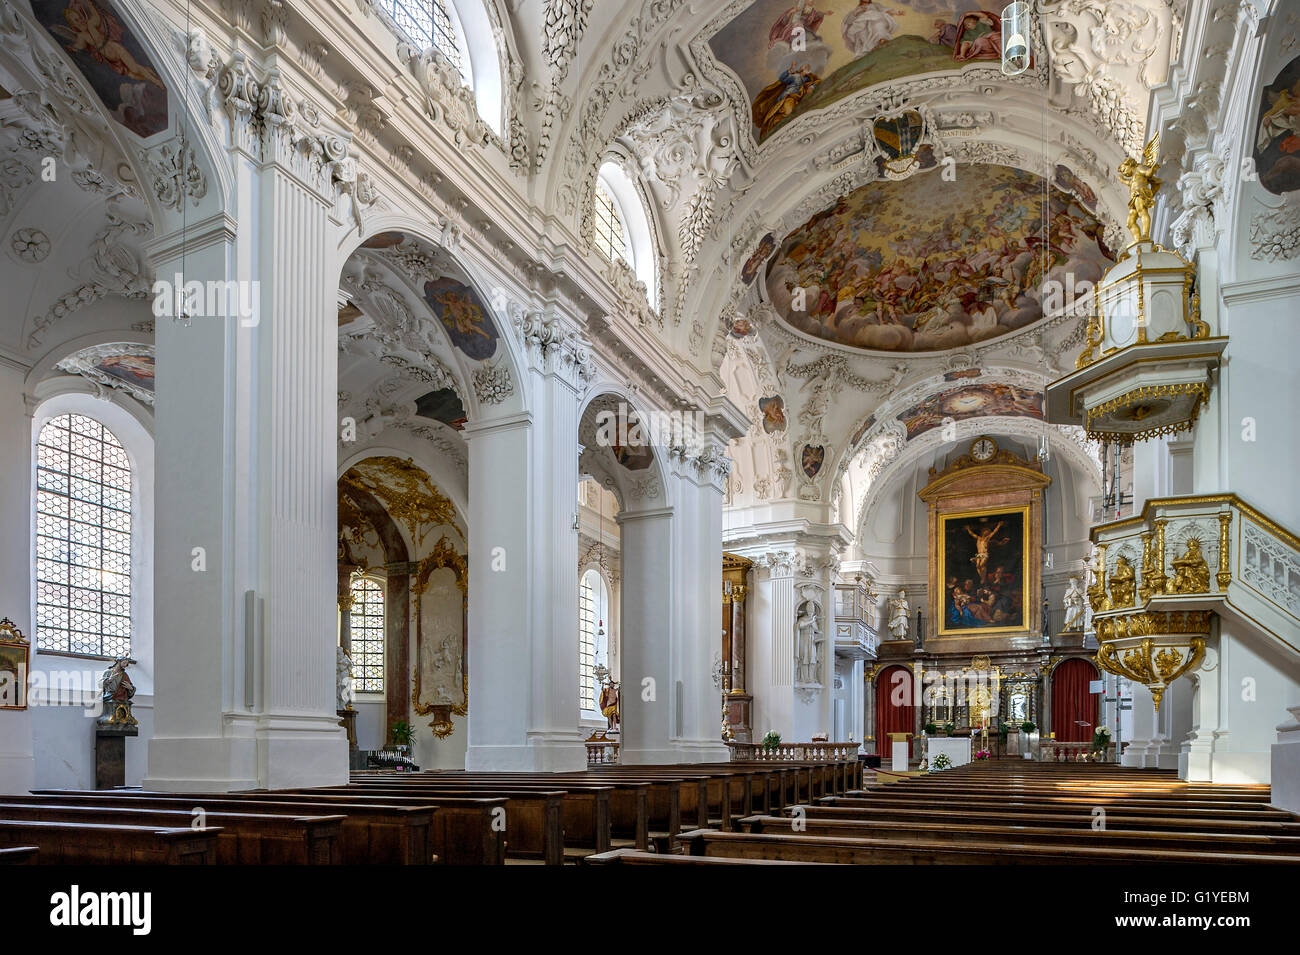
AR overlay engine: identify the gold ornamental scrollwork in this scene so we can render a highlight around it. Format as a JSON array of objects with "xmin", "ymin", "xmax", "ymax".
[
  {"xmin": 1094, "ymin": 609, "xmax": 1210, "ymax": 711},
  {"xmin": 1084, "ymin": 381, "xmax": 1210, "ymax": 444}
]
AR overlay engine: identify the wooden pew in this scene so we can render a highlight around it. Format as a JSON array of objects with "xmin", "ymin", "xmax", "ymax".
[
  {"xmin": 583, "ymin": 847, "xmax": 816, "ymax": 865},
  {"xmin": 0, "ymin": 819, "xmax": 220, "ymax": 864},
  {"xmin": 738, "ymin": 813, "xmax": 1300, "ymax": 856},
  {"xmin": 290, "ymin": 786, "xmax": 564, "ymax": 865},
  {"xmin": 679, "ymin": 828, "xmax": 1300, "ymax": 865},
  {"xmin": 0, "ymin": 846, "xmax": 37, "ymax": 864},
  {"xmin": 28, "ymin": 791, "xmax": 448, "ymax": 865},
  {"xmin": 345, "ymin": 779, "xmax": 616, "ymax": 856},
  {"xmin": 0, "ymin": 801, "xmax": 343, "ymax": 864},
  {"xmin": 797, "ymin": 802, "xmax": 1300, "ymax": 837}
]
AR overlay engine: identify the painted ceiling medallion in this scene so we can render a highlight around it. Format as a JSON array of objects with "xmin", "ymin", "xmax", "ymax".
[
  {"xmin": 765, "ymin": 163, "xmax": 1113, "ymax": 353},
  {"xmin": 711, "ymin": 0, "xmax": 1013, "ymax": 142}
]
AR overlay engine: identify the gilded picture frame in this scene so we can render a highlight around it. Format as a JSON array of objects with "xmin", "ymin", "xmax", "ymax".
[
  {"xmin": 0, "ymin": 641, "xmax": 29, "ymax": 710},
  {"xmin": 936, "ymin": 504, "xmax": 1031, "ymax": 637}
]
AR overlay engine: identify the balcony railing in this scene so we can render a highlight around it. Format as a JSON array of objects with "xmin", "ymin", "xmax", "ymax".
[{"xmin": 726, "ymin": 741, "xmax": 860, "ymax": 762}]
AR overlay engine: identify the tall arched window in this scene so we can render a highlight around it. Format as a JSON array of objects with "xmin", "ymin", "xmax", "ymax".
[
  {"xmin": 351, "ymin": 574, "xmax": 386, "ymax": 694},
  {"xmin": 579, "ymin": 568, "xmax": 612, "ymax": 716},
  {"xmin": 579, "ymin": 571, "xmax": 598, "ymax": 711},
  {"xmin": 381, "ymin": 0, "xmax": 467, "ymax": 78},
  {"xmin": 593, "ymin": 183, "xmax": 630, "ymax": 265},
  {"xmin": 596, "ymin": 162, "xmax": 658, "ymax": 306},
  {"xmin": 34, "ymin": 414, "xmax": 132, "ymax": 657}
]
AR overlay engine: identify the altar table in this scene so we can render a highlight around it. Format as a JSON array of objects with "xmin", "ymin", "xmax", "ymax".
[{"xmin": 926, "ymin": 736, "xmax": 972, "ymax": 768}]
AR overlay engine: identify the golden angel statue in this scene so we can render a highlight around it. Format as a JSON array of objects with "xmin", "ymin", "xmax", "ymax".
[{"xmin": 1118, "ymin": 135, "xmax": 1162, "ymax": 245}]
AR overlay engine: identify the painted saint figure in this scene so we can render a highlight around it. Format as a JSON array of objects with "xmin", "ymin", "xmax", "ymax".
[
  {"xmin": 768, "ymin": 1, "xmax": 829, "ymax": 49},
  {"xmin": 751, "ymin": 64, "xmax": 821, "ymax": 138},
  {"xmin": 842, "ymin": 0, "xmax": 903, "ymax": 57}
]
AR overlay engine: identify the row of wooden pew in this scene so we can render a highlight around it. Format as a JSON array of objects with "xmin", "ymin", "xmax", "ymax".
[
  {"xmin": 583, "ymin": 761, "xmax": 1300, "ymax": 865},
  {"xmin": 0, "ymin": 758, "xmax": 861, "ymax": 864}
]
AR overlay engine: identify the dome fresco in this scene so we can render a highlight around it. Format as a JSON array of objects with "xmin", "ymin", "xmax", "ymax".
[{"xmin": 764, "ymin": 163, "xmax": 1114, "ymax": 352}]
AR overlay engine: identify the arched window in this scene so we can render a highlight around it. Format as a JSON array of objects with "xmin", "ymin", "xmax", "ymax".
[
  {"xmin": 350, "ymin": 574, "xmax": 386, "ymax": 694},
  {"xmin": 381, "ymin": 0, "xmax": 468, "ymax": 79},
  {"xmin": 579, "ymin": 571, "xmax": 598, "ymax": 711},
  {"xmin": 596, "ymin": 162, "xmax": 658, "ymax": 307},
  {"xmin": 593, "ymin": 183, "xmax": 630, "ymax": 266},
  {"xmin": 34, "ymin": 414, "xmax": 131, "ymax": 656},
  {"xmin": 579, "ymin": 568, "xmax": 612, "ymax": 716}
]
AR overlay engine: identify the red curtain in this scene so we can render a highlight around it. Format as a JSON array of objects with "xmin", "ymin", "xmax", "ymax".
[
  {"xmin": 1051, "ymin": 658, "xmax": 1098, "ymax": 743},
  {"xmin": 875, "ymin": 666, "xmax": 915, "ymax": 757}
]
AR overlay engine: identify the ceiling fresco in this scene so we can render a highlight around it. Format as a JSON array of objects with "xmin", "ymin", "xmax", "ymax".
[
  {"xmin": 896, "ymin": 382, "xmax": 1043, "ymax": 440},
  {"xmin": 1254, "ymin": 52, "xmax": 1300, "ymax": 196},
  {"xmin": 32, "ymin": 0, "xmax": 169, "ymax": 139},
  {"xmin": 708, "ymin": 0, "xmax": 1015, "ymax": 142},
  {"xmin": 764, "ymin": 163, "xmax": 1114, "ymax": 353}
]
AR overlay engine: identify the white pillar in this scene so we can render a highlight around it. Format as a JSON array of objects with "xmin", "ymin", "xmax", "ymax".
[
  {"xmin": 618, "ymin": 507, "xmax": 676, "ymax": 763},
  {"xmin": 669, "ymin": 450, "xmax": 730, "ymax": 761},
  {"xmin": 146, "ymin": 98, "xmax": 347, "ymax": 789},
  {"xmin": 0, "ymin": 365, "xmax": 34, "ymax": 793},
  {"xmin": 750, "ymin": 552, "xmax": 795, "ymax": 741},
  {"xmin": 464, "ymin": 413, "xmax": 539, "ymax": 769}
]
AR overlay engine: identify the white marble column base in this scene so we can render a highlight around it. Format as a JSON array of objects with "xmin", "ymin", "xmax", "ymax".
[
  {"xmin": 0, "ymin": 753, "xmax": 35, "ymax": 795},
  {"xmin": 465, "ymin": 737, "xmax": 587, "ymax": 772}
]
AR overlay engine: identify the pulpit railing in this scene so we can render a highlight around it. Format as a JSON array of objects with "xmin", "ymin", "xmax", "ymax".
[
  {"xmin": 1089, "ymin": 494, "xmax": 1300, "ymax": 709},
  {"xmin": 727, "ymin": 741, "xmax": 859, "ymax": 762}
]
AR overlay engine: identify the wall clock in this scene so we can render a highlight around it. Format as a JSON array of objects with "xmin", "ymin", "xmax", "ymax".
[{"xmin": 970, "ymin": 436, "xmax": 997, "ymax": 462}]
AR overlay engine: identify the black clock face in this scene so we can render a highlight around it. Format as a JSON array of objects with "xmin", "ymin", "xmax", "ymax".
[{"xmin": 972, "ymin": 438, "xmax": 996, "ymax": 461}]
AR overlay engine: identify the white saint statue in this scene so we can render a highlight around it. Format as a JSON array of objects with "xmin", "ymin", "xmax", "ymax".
[
  {"xmin": 795, "ymin": 600, "xmax": 821, "ymax": 684},
  {"xmin": 888, "ymin": 588, "xmax": 911, "ymax": 640},
  {"xmin": 336, "ymin": 645, "xmax": 354, "ymax": 711},
  {"xmin": 841, "ymin": 0, "xmax": 900, "ymax": 57},
  {"xmin": 1062, "ymin": 576, "xmax": 1086, "ymax": 632}
]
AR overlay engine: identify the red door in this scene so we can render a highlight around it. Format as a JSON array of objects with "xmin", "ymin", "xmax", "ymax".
[
  {"xmin": 875, "ymin": 665, "xmax": 916, "ymax": 757},
  {"xmin": 1051, "ymin": 658, "xmax": 1099, "ymax": 743}
]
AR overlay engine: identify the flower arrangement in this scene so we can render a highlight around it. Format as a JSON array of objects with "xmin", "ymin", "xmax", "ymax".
[
  {"xmin": 974, "ymin": 750, "xmax": 991, "ymax": 760},
  {"xmin": 943, "ymin": 722, "xmax": 955, "ymax": 736},
  {"xmin": 930, "ymin": 753, "xmax": 953, "ymax": 771},
  {"xmin": 923, "ymin": 722, "xmax": 939, "ymax": 736},
  {"xmin": 998, "ymin": 721, "xmax": 1012, "ymax": 739},
  {"xmin": 1092, "ymin": 725, "xmax": 1111, "ymax": 752},
  {"xmin": 1020, "ymin": 721, "xmax": 1036, "ymax": 734},
  {"xmin": 761, "ymin": 730, "xmax": 782, "ymax": 752}
]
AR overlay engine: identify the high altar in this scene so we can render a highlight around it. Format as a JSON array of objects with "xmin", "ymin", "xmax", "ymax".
[{"xmin": 865, "ymin": 438, "xmax": 1103, "ymax": 762}]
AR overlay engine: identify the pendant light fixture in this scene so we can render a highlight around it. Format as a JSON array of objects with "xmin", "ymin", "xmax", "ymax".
[{"xmin": 1002, "ymin": 1, "xmax": 1031, "ymax": 76}]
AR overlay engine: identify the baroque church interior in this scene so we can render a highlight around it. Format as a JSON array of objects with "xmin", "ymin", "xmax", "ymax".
[{"xmin": 0, "ymin": 0, "xmax": 1298, "ymax": 894}]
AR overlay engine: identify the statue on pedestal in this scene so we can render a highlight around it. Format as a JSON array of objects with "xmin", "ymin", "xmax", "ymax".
[
  {"xmin": 1062, "ymin": 576, "xmax": 1086, "ymax": 632},
  {"xmin": 596, "ymin": 664, "xmax": 620, "ymax": 732},
  {"xmin": 336, "ymin": 645, "xmax": 354, "ymax": 711},
  {"xmin": 795, "ymin": 599, "xmax": 822, "ymax": 685},
  {"xmin": 98, "ymin": 657, "xmax": 137, "ymax": 727},
  {"xmin": 888, "ymin": 588, "xmax": 911, "ymax": 640}
]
